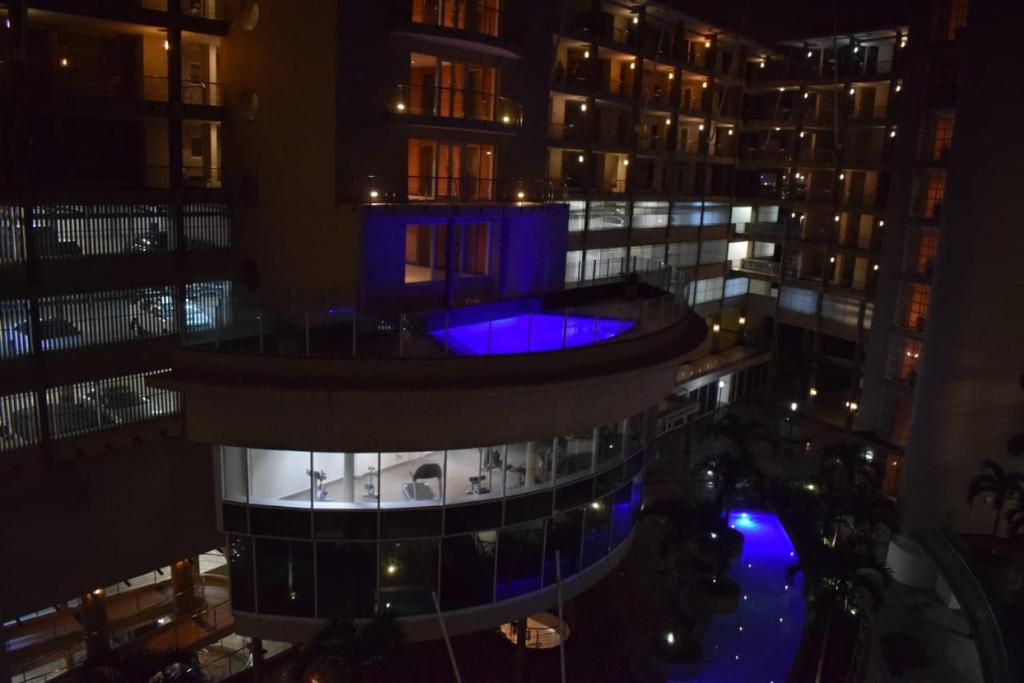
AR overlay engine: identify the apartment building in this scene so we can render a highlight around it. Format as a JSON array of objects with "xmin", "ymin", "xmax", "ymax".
[{"xmin": 0, "ymin": 1, "xmax": 232, "ymax": 680}]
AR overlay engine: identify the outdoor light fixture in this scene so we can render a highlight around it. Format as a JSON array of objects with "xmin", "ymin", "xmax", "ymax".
[
  {"xmin": 3, "ymin": 19, "xmax": 10, "ymax": 29},
  {"xmin": 799, "ymin": 131, "xmax": 805, "ymax": 138},
  {"xmin": 665, "ymin": 117, "xmax": 671, "ymax": 125},
  {"xmin": 834, "ymin": 214, "xmax": 840, "ymax": 222},
  {"xmin": 665, "ymin": 632, "xmax": 675, "ymax": 644},
  {"xmin": 895, "ymin": 81, "xmax": 902, "ymax": 93},
  {"xmin": 702, "ymin": 80, "xmax": 708, "ymax": 89},
  {"xmin": 791, "ymin": 212, "xmax": 796, "ymax": 218},
  {"xmin": 779, "ymin": 87, "xmax": 785, "ymax": 93},
  {"xmin": 707, "ymin": 469, "xmax": 714, "ymax": 476},
  {"xmin": 839, "ymin": 172, "xmax": 845, "ymax": 180},
  {"xmin": 577, "ymin": 154, "xmax": 584, "ymax": 163},
  {"xmin": 739, "ymin": 316, "xmax": 746, "ymax": 325},
  {"xmin": 712, "ymin": 322, "xmax": 720, "ymax": 332},
  {"xmin": 807, "ymin": 50, "xmax": 813, "ymax": 58},
  {"xmin": 396, "ymin": 102, "xmax": 405, "ymax": 111},
  {"xmin": 584, "ymin": 50, "xmax": 590, "ymax": 59},
  {"xmin": 163, "ymin": 39, "xmax": 170, "ymax": 51},
  {"xmin": 848, "ymin": 87, "xmax": 855, "ymax": 96},
  {"xmin": 853, "ymin": 45, "xmax": 859, "ymax": 53},
  {"xmin": 386, "ymin": 564, "xmax": 398, "ymax": 575},
  {"xmin": 623, "ymin": 159, "xmax": 630, "ymax": 166},
  {"xmin": 789, "ymin": 402, "xmax": 798, "ymax": 412},
  {"xmin": 900, "ymin": 36, "xmax": 908, "ymax": 48},
  {"xmin": 809, "ymin": 387, "xmax": 818, "ymax": 396},
  {"xmin": 668, "ymin": 71, "xmax": 674, "ymax": 79},
  {"xmin": 630, "ymin": 61, "xmax": 636, "ymax": 70},
  {"xmin": 890, "ymin": 129, "xmax": 897, "ymax": 138},
  {"xmin": 699, "ymin": 123, "xmax": 705, "ymax": 131},
  {"xmin": 873, "ymin": 264, "xmax": 879, "ymax": 271},
  {"xmin": 710, "ymin": 531, "xmax": 718, "ymax": 538},
  {"xmin": 760, "ymin": 59, "xmax": 766, "ymax": 69},
  {"xmin": 369, "ymin": 190, "xmax": 379, "ymax": 199},
  {"xmin": 727, "ymin": 128, "xmax": 733, "ymax": 135},
  {"xmin": 774, "ymin": 127, "xmax": 781, "ymax": 132},
  {"xmin": 803, "ymin": 92, "xmax": 809, "ymax": 99},
  {"xmin": 829, "ymin": 256, "xmax": 836, "ymax": 263},
  {"xmin": 591, "ymin": 501, "xmax": 602, "ymax": 509},
  {"xmin": 59, "ymin": 57, "xmax": 70, "ymax": 68},
  {"xmin": 580, "ymin": 102, "xmax": 587, "ymax": 112},
  {"xmin": 879, "ymin": 220, "xmax": 885, "ymax": 227},
  {"xmin": 502, "ymin": 114, "xmax": 511, "ymax": 123},
  {"xmin": 849, "ymin": 402, "xmax": 859, "ymax": 412},
  {"xmin": 718, "ymin": 380, "xmax": 726, "ymax": 388},
  {"xmin": 633, "ymin": 15, "xmax": 639, "ymax": 24},
  {"xmin": 705, "ymin": 38, "xmax": 712, "ymax": 48},
  {"xmin": 516, "ymin": 191, "xmax": 525, "ymax": 199}
]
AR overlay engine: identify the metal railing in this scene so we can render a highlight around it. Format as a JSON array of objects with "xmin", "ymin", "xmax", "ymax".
[
  {"xmin": 547, "ymin": 121, "xmax": 589, "ymax": 142},
  {"xmin": 181, "ymin": 0, "xmax": 223, "ymax": 20},
  {"xmin": 923, "ymin": 529, "xmax": 1017, "ymax": 683},
  {"xmin": 182, "ymin": 80, "xmax": 226, "ymax": 106},
  {"xmin": 183, "ymin": 285, "xmax": 688, "ymax": 360},
  {"xmin": 738, "ymin": 258, "xmax": 781, "ymax": 276},
  {"xmin": 410, "ymin": 0, "xmax": 501, "ymax": 38},
  {"xmin": 390, "ymin": 84, "xmax": 521, "ymax": 125},
  {"xmin": 352, "ymin": 176, "xmax": 565, "ymax": 203},
  {"xmin": 144, "ymin": 166, "xmax": 222, "ymax": 190},
  {"xmin": 737, "ymin": 222, "xmax": 785, "ymax": 239}
]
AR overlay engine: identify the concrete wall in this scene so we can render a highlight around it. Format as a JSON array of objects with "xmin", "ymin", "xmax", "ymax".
[
  {"xmin": 0, "ymin": 438, "xmax": 220, "ymax": 619},
  {"xmin": 898, "ymin": 1, "xmax": 1024, "ymax": 535}
]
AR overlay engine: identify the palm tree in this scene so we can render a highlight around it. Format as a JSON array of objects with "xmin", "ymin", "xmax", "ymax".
[
  {"xmin": 966, "ymin": 460, "xmax": 1024, "ymax": 552},
  {"xmin": 304, "ymin": 609, "xmax": 405, "ymax": 683},
  {"xmin": 817, "ymin": 442, "xmax": 883, "ymax": 495}
]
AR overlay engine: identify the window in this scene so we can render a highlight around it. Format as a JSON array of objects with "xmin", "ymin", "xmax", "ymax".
[
  {"xmin": 628, "ymin": 244, "xmax": 664, "ymax": 271},
  {"xmin": 0, "ymin": 298, "xmax": 33, "ymax": 358},
  {"xmin": 189, "ymin": 137, "xmax": 204, "ymax": 159},
  {"xmin": 0, "ymin": 205, "xmax": 26, "ymax": 266},
  {"xmin": 565, "ymin": 250, "xmax": 583, "ymax": 284},
  {"xmin": 407, "ymin": 139, "xmax": 495, "ymax": 200},
  {"xmin": 821, "ymin": 294, "xmax": 861, "ymax": 326},
  {"xmin": 588, "ymin": 201, "xmax": 628, "ymax": 231},
  {"xmin": 923, "ymin": 173, "xmax": 946, "ymax": 218},
  {"xmin": 404, "ymin": 223, "xmax": 489, "ymax": 284},
  {"xmin": 667, "ymin": 241, "xmax": 698, "ymax": 268},
  {"xmin": 931, "ymin": 117, "xmax": 954, "ymax": 160},
  {"xmin": 1, "ymin": 391, "xmax": 39, "ymax": 452},
  {"xmin": 631, "ymin": 201, "xmax": 669, "ymax": 229},
  {"xmin": 779, "ymin": 286, "xmax": 818, "ymax": 315},
  {"xmin": 698, "ymin": 239, "xmax": 727, "ymax": 264},
  {"xmin": 902, "ymin": 283, "xmax": 930, "ymax": 331},
  {"xmin": 567, "ymin": 201, "xmax": 587, "ymax": 232},
  {"xmin": 690, "ymin": 277, "xmax": 724, "ymax": 305},
  {"xmin": 915, "ymin": 230, "xmax": 939, "ymax": 275},
  {"xmin": 411, "ymin": 0, "xmax": 501, "ymax": 38},
  {"xmin": 582, "ymin": 247, "xmax": 625, "ymax": 281},
  {"xmin": 39, "ymin": 286, "xmax": 181, "ymax": 350},
  {"xmin": 406, "ymin": 53, "xmax": 498, "ymax": 121},
  {"xmin": 897, "ymin": 338, "xmax": 923, "ymax": 385},
  {"xmin": 724, "ymin": 277, "xmax": 749, "ymax": 298}
]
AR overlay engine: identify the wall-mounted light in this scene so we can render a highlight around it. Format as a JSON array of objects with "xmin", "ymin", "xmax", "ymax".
[
  {"xmin": 900, "ymin": 36, "xmax": 908, "ymax": 48},
  {"xmin": 789, "ymin": 402, "xmax": 798, "ymax": 412},
  {"xmin": 59, "ymin": 57, "xmax": 70, "ymax": 68},
  {"xmin": 396, "ymin": 102, "xmax": 406, "ymax": 111},
  {"xmin": 484, "ymin": 150, "xmax": 492, "ymax": 156},
  {"xmin": 386, "ymin": 564, "xmax": 398, "ymax": 575},
  {"xmin": 718, "ymin": 380, "xmax": 726, "ymax": 389},
  {"xmin": 790, "ymin": 212, "xmax": 797, "ymax": 218},
  {"xmin": 809, "ymin": 387, "xmax": 818, "ymax": 396},
  {"xmin": 738, "ymin": 316, "xmax": 746, "ymax": 326},
  {"xmin": 516, "ymin": 191, "xmax": 525, "ymax": 199},
  {"xmin": 668, "ymin": 71, "xmax": 674, "ymax": 79},
  {"xmin": 502, "ymin": 114, "xmax": 511, "ymax": 123},
  {"xmin": 665, "ymin": 117, "xmax": 671, "ymax": 125},
  {"xmin": 580, "ymin": 102, "xmax": 587, "ymax": 112},
  {"xmin": 839, "ymin": 172, "xmax": 845, "ymax": 180},
  {"xmin": 849, "ymin": 402, "xmax": 859, "ymax": 412},
  {"xmin": 774, "ymin": 126, "xmax": 781, "ymax": 132},
  {"xmin": 622, "ymin": 158, "xmax": 630, "ymax": 166},
  {"xmin": 698, "ymin": 123, "xmax": 705, "ymax": 131},
  {"xmin": 369, "ymin": 190, "xmax": 379, "ymax": 199},
  {"xmin": 848, "ymin": 87, "xmax": 855, "ymax": 96},
  {"xmin": 879, "ymin": 220, "xmax": 885, "ymax": 227},
  {"xmin": 632, "ymin": 15, "xmax": 639, "ymax": 24},
  {"xmin": 705, "ymin": 38, "xmax": 712, "ymax": 48},
  {"xmin": 163, "ymin": 39, "xmax": 170, "ymax": 51},
  {"xmin": 759, "ymin": 59, "xmax": 766, "ymax": 69},
  {"xmin": 834, "ymin": 214, "xmax": 840, "ymax": 222},
  {"xmin": 712, "ymin": 323, "xmax": 721, "ymax": 333},
  {"xmin": 3, "ymin": 18, "xmax": 11, "ymax": 29},
  {"xmin": 799, "ymin": 131, "xmax": 805, "ymax": 138},
  {"xmin": 807, "ymin": 50, "xmax": 813, "ymax": 58},
  {"xmin": 629, "ymin": 61, "xmax": 636, "ymax": 70},
  {"xmin": 829, "ymin": 256, "xmax": 836, "ymax": 263},
  {"xmin": 701, "ymin": 80, "xmax": 708, "ymax": 89},
  {"xmin": 889, "ymin": 129, "xmax": 897, "ymax": 138},
  {"xmin": 873, "ymin": 264, "xmax": 879, "ymax": 271},
  {"xmin": 853, "ymin": 44, "xmax": 859, "ymax": 54},
  {"xmin": 895, "ymin": 80, "xmax": 903, "ymax": 93},
  {"xmin": 584, "ymin": 49, "xmax": 590, "ymax": 59},
  {"xmin": 803, "ymin": 91, "xmax": 809, "ymax": 99},
  {"xmin": 727, "ymin": 128, "xmax": 733, "ymax": 135},
  {"xmin": 577, "ymin": 154, "xmax": 585, "ymax": 163}
]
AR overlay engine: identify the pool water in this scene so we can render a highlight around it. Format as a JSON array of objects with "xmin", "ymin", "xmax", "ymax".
[
  {"xmin": 431, "ymin": 313, "xmax": 634, "ymax": 355},
  {"xmin": 686, "ymin": 510, "xmax": 805, "ymax": 683}
]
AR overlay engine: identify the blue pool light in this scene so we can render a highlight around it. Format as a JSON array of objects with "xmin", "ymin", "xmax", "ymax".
[{"xmin": 431, "ymin": 313, "xmax": 634, "ymax": 356}]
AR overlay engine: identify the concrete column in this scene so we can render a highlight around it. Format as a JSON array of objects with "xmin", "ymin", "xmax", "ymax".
[
  {"xmin": 79, "ymin": 590, "xmax": 109, "ymax": 661},
  {"xmin": 171, "ymin": 558, "xmax": 197, "ymax": 616},
  {"xmin": 898, "ymin": 2, "xmax": 1024, "ymax": 537},
  {"xmin": 525, "ymin": 441, "xmax": 541, "ymax": 486},
  {"xmin": 342, "ymin": 452, "xmax": 356, "ymax": 503}
]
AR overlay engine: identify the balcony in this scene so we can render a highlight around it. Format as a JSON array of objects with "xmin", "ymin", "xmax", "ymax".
[
  {"xmin": 398, "ymin": 0, "xmax": 515, "ymax": 54},
  {"xmin": 390, "ymin": 84, "xmax": 521, "ymax": 129},
  {"xmin": 17, "ymin": 69, "xmax": 224, "ymax": 108},
  {"xmin": 351, "ymin": 176, "xmax": 564, "ymax": 204},
  {"xmin": 738, "ymin": 258, "xmax": 781, "ymax": 277},
  {"xmin": 736, "ymin": 222, "xmax": 786, "ymax": 241}
]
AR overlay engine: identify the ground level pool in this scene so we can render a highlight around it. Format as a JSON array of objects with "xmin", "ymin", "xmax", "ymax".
[{"xmin": 687, "ymin": 509, "xmax": 806, "ymax": 682}]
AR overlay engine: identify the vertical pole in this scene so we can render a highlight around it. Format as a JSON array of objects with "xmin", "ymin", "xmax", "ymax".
[
  {"xmin": 555, "ymin": 550, "xmax": 567, "ymax": 683},
  {"xmin": 432, "ymin": 591, "xmax": 462, "ymax": 683}
]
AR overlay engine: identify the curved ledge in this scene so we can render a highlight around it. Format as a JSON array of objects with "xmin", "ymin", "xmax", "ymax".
[
  {"xmin": 232, "ymin": 530, "xmax": 634, "ymax": 643},
  {"xmin": 154, "ymin": 311, "xmax": 707, "ymax": 451}
]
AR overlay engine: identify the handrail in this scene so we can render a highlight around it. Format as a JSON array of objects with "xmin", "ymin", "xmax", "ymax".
[
  {"xmin": 923, "ymin": 529, "xmax": 1016, "ymax": 683},
  {"xmin": 390, "ymin": 83, "xmax": 522, "ymax": 126}
]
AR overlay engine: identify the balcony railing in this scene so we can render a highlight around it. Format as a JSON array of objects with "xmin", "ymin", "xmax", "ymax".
[
  {"xmin": 145, "ymin": 166, "xmax": 223, "ymax": 189},
  {"xmin": 181, "ymin": 0, "xmax": 223, "ymax": 20},
  {"xmin": 738, "ymin": 258, "xmax": 781, "ymax": 276},
  {"xmin": 23, "ymin": 70, "xmax": 224, "ymax": 106},
  {"xmin": 182, "ymin": 79, "xmax": 226, "ymax": 106},
  {"xmin": 352, "ymin": 176, "xmax": 565, "ymax": 204},
  {"xmin": 547, "ymin": 121, "xmax": 589, "ymax": 142},
  {"xmin": 390, "ymin": 84, "xmax": 521, "ymax": 127},
  {"xmin": 737, "ymin": 222, "xmax": 785, "ymax": 239},
  {"xmin": 410, "ymin": 0, "xmax": 501, "ymax": 39}
]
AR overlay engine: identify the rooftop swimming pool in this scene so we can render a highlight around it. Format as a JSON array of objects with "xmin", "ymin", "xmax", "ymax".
[
  {"xmin": 430, "ymin": 312, "xmax": 635, "ymax": 356},
  {"xmin": 691, "ymin": 510, "xmax": 805, "ymax": 683}
]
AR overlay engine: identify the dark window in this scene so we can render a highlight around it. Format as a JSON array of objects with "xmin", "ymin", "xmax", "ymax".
[
  {"xmin": 610, "ymin": 483, "xmax": 632, "ymax": 548},
  {"xmin": 250, "ymin": 507, "xmax": 311, "ymax": 539},
  {"xmin": 504, "ymin": 490, "xmax": 553, "ymax": 524},
  {"xmin": 379, "ymin": 540, "xmax": 439, "ymax": 616},
  {"xmin": 555, "ymin": 478, "xmax": 593, "ymax": 512},
  {"xmin": 581, "ymin": 494, "xmax": 613, "ymax": 568},
  {"xmin": 313, "ymin": 510, "xmax": 378, "ymax": 540},
  {"xmin": 594, "ymin": 463, "xmax": 623, "ymax": 497},
  {"xmin": 227, "ymin": 535, "xmax": 255, "ymax": 612},
  {"xmin": 222, "ymin": 503, "xmax": 247, "ymax": 533},
  {"xmin": 495, "ymin": 520, "xmax": 544, "ymax": 601},
  {"xmin": 440, "ymin": 532, "xmax": 497, "ymax": 610},
  {"xmin": 380, "ymin": 508, "xmax": 443, "ymax": 539},
  {"xmin": 444, "ymin": 501, "xmax": 502, "ymax": 535},
  {"xmin": 543, "ymin": 510, "xmax": 583, "ymax": 586},
  {"xmin": 254, "ymin": 539, "xmax": 314, "ymax": 617},
  {"xmin": 316, "ymin": 542, "xmax": 376, "ymax": 619}
]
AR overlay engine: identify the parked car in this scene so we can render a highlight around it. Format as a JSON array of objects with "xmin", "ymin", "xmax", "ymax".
[
  {"xmin": 2, "ymin": 318, "xmax": 83, "ymax": 356},
  {"xmin": 130, "ymin": 295, "xmax": 212, "ymax": 336},
  {"xmin": 9, "ymin": 402, "xmax": 116, "ymax": 441},
  {"xmin": 125, "ymin": 229, "xmax": 170, "ymax": 253},
  {"xmin": 84, "ymin": 385, "xmax": 151, "ymax": 424}
]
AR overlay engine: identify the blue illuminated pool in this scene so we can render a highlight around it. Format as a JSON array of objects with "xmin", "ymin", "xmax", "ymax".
[
  {"xmin": 690, "ymin": 510, "xmax": 805, "ymax": 683},
  {"xmin": 430, "ymin": 313, "xmax": 635, "ymax": 356}
]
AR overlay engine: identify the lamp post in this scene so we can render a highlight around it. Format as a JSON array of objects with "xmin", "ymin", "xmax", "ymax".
[{"xmin": 787, "ymin": 401, "xmax": 798, "ymax": 441}]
